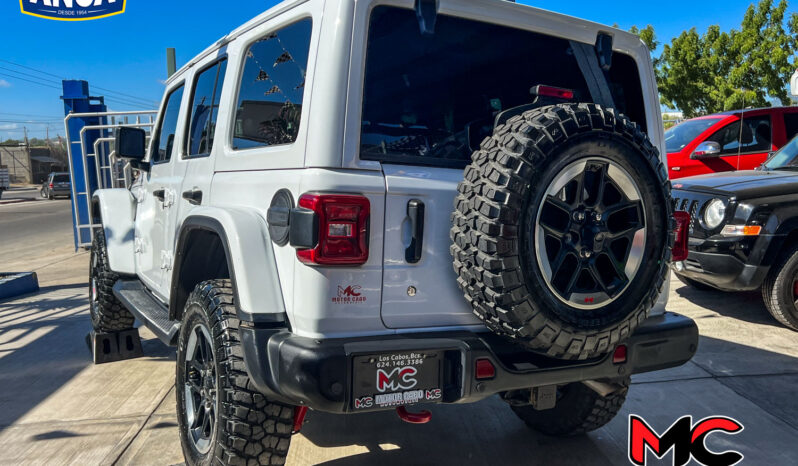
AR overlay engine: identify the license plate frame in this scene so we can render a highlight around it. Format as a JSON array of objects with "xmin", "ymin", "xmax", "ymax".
[{"xmin": 351, "ymin": 350, "xmax": 444, "ymax": 411}]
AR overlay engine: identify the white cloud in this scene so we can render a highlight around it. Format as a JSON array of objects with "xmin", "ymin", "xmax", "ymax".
[
  {"xmin": 0, "ymin": 123, "xmax": 19, "ymax": 130},
  {"xmin": 0, "ymin": 79, "xmax": 10, "ymax": 88}
]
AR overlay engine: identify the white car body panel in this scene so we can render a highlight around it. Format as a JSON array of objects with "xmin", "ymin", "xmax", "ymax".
[
  {"xmin": 123, "ymin": 0, "xmax": 669, "ymax": 338},
  {"xmin": 93, "ymin": 189, "xmax": 137, "ymax": 275}
]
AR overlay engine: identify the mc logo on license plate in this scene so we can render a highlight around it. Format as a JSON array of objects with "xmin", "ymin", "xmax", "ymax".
[
  {"xmin": 20, "ymin": 0, "xmax": 126, "ymax": 21},
  {"xmin": 376, "ymin": 366, "xmax": 418, "ymax": 392}
]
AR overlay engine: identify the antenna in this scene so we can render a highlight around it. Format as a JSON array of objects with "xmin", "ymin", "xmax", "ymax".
[{"xmin": 737, "ymin": 93, "xmax": 745, "ymax": 171}]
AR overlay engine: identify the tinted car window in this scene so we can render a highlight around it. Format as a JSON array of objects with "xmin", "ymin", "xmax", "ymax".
[
  {"xmin": 764, "ymin": 135, "xmax": 798, "ymax": 169},
  {"xmin": 186, "ymin": 60, "xmax": 227, "ymax": 156},
  {"xmin": 359, "ymin": 6, "xmax": 647, "ymax": 168},
  {"xmin": 53, "ymin": 175, "xmax": 69, "ymax": 183},
  {"xmin": 784, "ymin": 112, "xmax": 798, "ymax": 141},
  {"xmin": 706, "ymin": 116, "xmax": 771, "ymax": 156},
  {"xmin": 233, "ymin": 19, "xmax": 312, "ymax": 150},
  {"xmin": 664, "ymin": 118, "xmax": 720, "ymax": 153},
  {"xmin": 151, "ymin": 84, "xmax": 185, "ymax": 164}
]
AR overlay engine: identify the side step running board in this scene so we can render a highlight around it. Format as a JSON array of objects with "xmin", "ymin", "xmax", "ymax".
[{"xmin": 113, "ymin": 279, "xmax": 179, "ymax": 346}]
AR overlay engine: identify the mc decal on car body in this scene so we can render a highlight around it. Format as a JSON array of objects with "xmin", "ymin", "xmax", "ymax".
[
  {"xmin": 628, "ymin": 415, "xmax": 744, "ymax": 466},
  {"xmin": 331, "ymin": 285, "xmax": 366, "ymax": 304},
  {"xmin": 20, "ymin": 0, "xmax": 125, "ymax": 21}
]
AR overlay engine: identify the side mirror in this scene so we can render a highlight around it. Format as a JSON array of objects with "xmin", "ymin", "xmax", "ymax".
[
  {"xmin": 115, "ymin": 127, "xmax": 147, "ymax": 160},
  {"xmin": 691, "ymin": 141, "xmax": 721, "ymax": 160}
]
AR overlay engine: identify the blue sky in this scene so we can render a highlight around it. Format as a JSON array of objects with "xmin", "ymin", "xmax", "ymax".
[{"xmin": 0, "ymin": 0, "xmax": 769, "ymax": 140}]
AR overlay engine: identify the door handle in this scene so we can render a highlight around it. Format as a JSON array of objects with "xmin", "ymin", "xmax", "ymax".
[
  {"xmin": 405, "ymin": 199, "xmax": 425, "ymax": 264},
  {"xmin": 153, "ymin": 189, "xmax": 165, "ymax": 202},
  {"xmin": 182, "ymin": 189, "xmax": 203, "ymax": 205}
]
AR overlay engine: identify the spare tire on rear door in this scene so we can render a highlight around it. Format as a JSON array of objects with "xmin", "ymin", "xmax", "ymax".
[{"xmin": 450, "ymin": 103, "xmax": 672, "ymax": 360}]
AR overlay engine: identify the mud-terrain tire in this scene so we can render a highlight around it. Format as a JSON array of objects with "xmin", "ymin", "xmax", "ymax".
[
  {"xmin": 762, "ymin": 245, "xmax": 798, "ymax": 331},
  {"xmin": 176, "ymin": 280, "xmax": 294, "ymax": 466},
  {"xmin": 510, "ymin": 377, "xmax": 630, "ymax": 436},
  {"xmin": 451, "ymin": 103, "xmax": 672, "ymax": 360},
  {"xmin": 89, "ymin": 228, "xmax": 134, "ymax": 332},
  {"xmin": 675, "ymin": 273, "xmax": 714, "ymax": 291}
]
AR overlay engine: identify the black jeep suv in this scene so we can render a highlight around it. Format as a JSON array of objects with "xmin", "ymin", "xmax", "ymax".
[{"xmin": 672, "ymin": 135, "xmax": 798, "ymax": 330}]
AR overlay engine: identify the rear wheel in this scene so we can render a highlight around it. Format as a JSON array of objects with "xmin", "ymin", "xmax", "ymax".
[
  {"xmin": 762, "ymin": 246, "xmax": 798, "ymax": 331},
  {"xmin": 451, "ymin": 103, "xmax": 672, "ymax": 360},
  {"xmin": 675, "ymin": 274, "xmax": 714, "ymax": 291},
  {"xmin": 89, "ymin": 229, "xmax": 134, "ymax": 332},
  {"xmin": 509, "ymin": 377, "xmax": 629, "ymax": 436},
  {"xmin": 177, "ymin": 280, "xmax": 294, "ymax": 466}
]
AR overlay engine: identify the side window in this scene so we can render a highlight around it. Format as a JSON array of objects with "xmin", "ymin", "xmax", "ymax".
[
  {"xmin": 151, "ymin": 84, "xmax": 185, "ymax": 164},
  {"xmin": 784, "ymin": 113, "xmax": 798, "ymax": 141},
  {"xmin": 186, "ymin": 59, "xmax": 227, "ymax": 157},
  {"xmin": 706, "ymin": 116, "xmax": 771, "ymax": 156},
  {"xmin": 233, "ymin": 19, "xmax": 312, "ymax": 150}
]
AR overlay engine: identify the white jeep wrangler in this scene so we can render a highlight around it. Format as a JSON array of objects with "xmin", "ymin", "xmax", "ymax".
[{"xmin": 90, "ymin": 0, "xmax": 698, "ymax": 464}]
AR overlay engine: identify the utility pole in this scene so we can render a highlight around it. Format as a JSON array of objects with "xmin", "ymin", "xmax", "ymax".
[{"xmin": 167, "ymin": 48, "xmax": 176, "ymax": 78}]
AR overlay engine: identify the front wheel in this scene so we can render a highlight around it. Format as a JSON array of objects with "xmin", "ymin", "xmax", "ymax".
[
  {"xmin": 176, "ymin": 280, "xmax": 295, "ymax": 466},
  {"xmin": 89, "ymin": 229, "xmax": 134, "ymax": 332},
  {"xmin": 762, "ymin": 246, "xmax": 798, "ymax": 331},
  {"xmin": 509, "ymin": 377, "xmax": 629, "ymax": 436}
]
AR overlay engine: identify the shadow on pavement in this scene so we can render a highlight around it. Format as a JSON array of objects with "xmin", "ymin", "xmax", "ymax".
[
  {"xmin": 0, "ymin": 284, "xmax": 172, "ymax": 434},
  {"xmin": 674, "ymin": 284, "xmax": 777, "ymax": 327}
]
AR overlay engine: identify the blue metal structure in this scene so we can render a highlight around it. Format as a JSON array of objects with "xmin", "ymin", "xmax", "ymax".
[{"xmin": 62, "ymin": 80, "xmax": 108, "ymax": 249}]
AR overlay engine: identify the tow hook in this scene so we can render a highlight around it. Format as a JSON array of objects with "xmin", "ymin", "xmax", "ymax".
[
  {"xmin": 292, "ymin": 406, "xmax": 308, "ymax": 434},
  {"xmin": 396, "ymin": 405, "xmax": 432, "ymax": 424}
]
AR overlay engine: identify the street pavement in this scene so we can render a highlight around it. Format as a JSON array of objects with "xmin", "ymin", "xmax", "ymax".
[{"xmin": 2, "ymin": 200, "xmax": 798, "ymax": 465}]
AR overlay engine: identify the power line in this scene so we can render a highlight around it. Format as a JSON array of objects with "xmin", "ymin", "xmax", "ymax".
[
  {"xmin": 0, "ymin": 65, "xmax": 61, "ymax": 85},
  {"xmin": 0, "ymin": 58, "xmax": 158, "ymax": 105},
  {"xmin": 0, "ymin": 120, "xmax": 64, "ymax": 125},
  {"xmin": 0, "ymin": 72, "xmax": 155, "ymax": 110},
  {"xmin": 0, "ymin": 72, "xmax": 61, "ymax": 90},
  {"xmin": 0, "ymin": 112, "xmax": 63, "ymax": 118}
]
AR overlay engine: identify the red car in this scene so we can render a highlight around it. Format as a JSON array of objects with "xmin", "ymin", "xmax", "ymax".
[{"xmin": 665, "ymin": 106, "xmax": 798, "ymax": 179}]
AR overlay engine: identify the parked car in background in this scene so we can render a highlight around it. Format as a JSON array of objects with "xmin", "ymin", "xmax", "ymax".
[
  {"xmin": 666, "ymin": 106, "xmax": 798, "ymax": 179},
  {"xmin": 40, "ymin": 172, "xmax": 71, "ymax": 200},
  {"xmin": 0, "ymin": 166, "xmax": 9, "ymax": 199},
  {"xmin": 672, "ymin": 134, "xmax": 798, "ymax": 330}
]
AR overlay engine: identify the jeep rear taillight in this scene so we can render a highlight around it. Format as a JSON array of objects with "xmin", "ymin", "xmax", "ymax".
[{"xmin": 296, "ymin": 194, "xmax": 370, "ymax": 266}]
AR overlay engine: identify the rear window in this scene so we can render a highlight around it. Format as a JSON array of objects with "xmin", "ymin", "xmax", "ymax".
[
  {"xmin": 53, "ymin": 175, "xmax": 69, "ymax": 183},
  {"xmin": 359, "ymin": 6, "xmax": 648, "ymax": 167}
]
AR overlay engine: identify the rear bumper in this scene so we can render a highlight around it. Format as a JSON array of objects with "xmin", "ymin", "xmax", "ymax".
[{"xmin": 240, "ymin": 312, "xmax": 698, "ymax": 413}]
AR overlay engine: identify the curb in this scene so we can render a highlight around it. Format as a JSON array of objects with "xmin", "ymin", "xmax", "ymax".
[{"xmin": 0, "ymin": 273, "xmax": 40, "ymax": 300}]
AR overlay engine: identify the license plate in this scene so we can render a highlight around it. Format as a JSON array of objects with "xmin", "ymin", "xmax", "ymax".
[{"xmin": 351, "ymin": 351, "xmax": 443, "ymax": 411}]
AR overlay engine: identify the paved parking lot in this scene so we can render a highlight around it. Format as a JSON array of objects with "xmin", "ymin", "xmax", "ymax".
[{"xmin": 2, "ymin": 201, "xmax": 798, "ymax": 465}]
